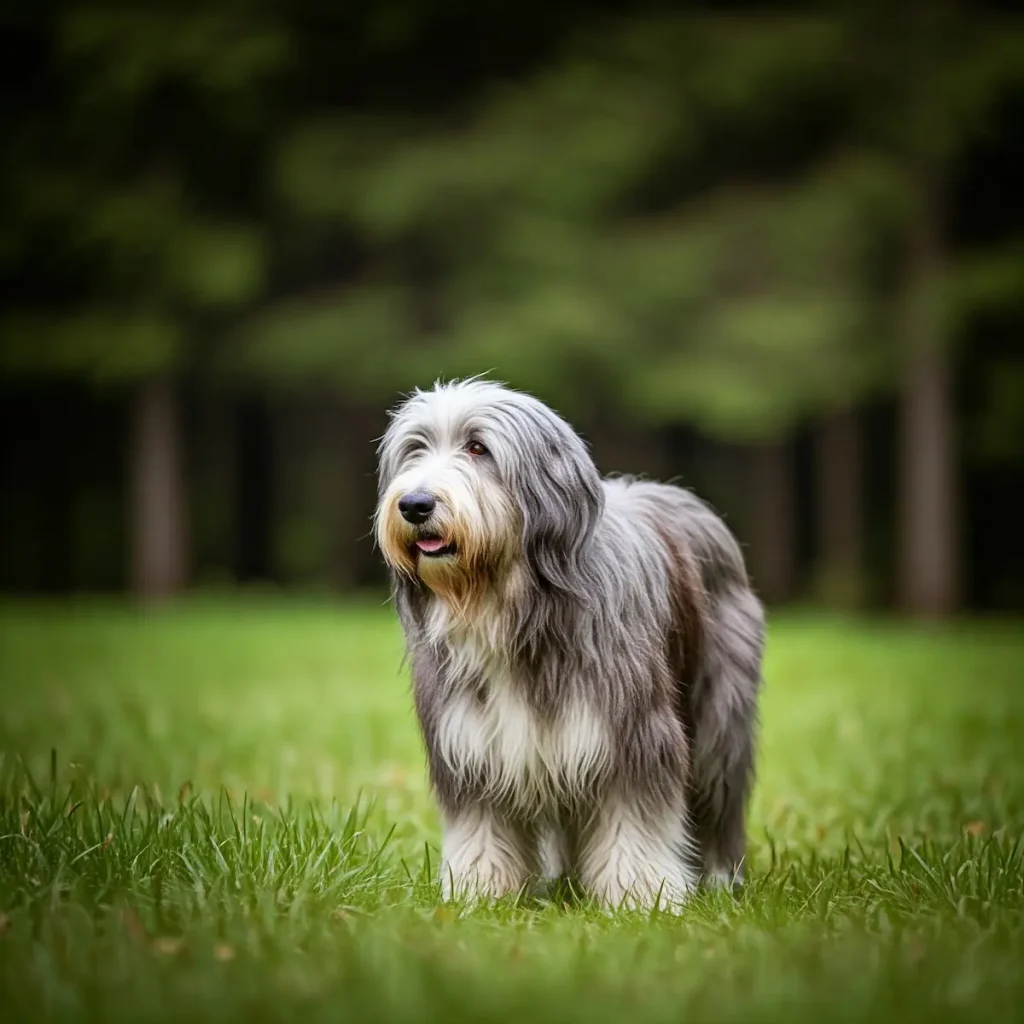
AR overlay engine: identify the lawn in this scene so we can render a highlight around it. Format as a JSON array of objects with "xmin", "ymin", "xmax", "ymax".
[{"xmin": 1, "ymin": 598, "xmax": 1022, "ymax": 1023}]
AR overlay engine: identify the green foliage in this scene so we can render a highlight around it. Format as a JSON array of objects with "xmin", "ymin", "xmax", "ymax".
[
  {"xmin": 1, "ymin": 602, "xmax": 1024, "ymax": 1021},
  {"xmin": 947, "ymin": 244, "xmax": 1024, "ymax": 321},
  {"xmin": 226, "ymin": 284, "xmax": 414, "ymax": 394},
  {"xmin": 250, "ymin": 13, "xmax": 946, "ymax": 433},
  {"xmin": 847, "ymin": 13, "xmax": 1024, "ymax": 168},
  {"xmin": 1, "ymin": 4, "xmax": 283, "ymax": 383},
  {"xmin": 58, "ymin": 7, "xmax": 290, "ymax": 118},
  {"xmin": 0, "ymin": 311, "xmax": 181, "ymax": 382},
  {"xmin": 4, "ymin": 4, "xmax": 1023, "ymax": 442},
  {"xmin": 971, "ymin": 355, "xmax": 1024, "ymax": 465}
]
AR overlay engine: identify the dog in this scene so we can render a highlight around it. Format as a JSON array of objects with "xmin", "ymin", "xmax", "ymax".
[{"xmin": 375, "ymin": 379, "xmax": 764, "ymax": 910}]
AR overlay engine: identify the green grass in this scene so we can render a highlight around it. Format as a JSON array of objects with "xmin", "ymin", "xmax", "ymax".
[{"xmin": 1, "ymin": 598, "xmax": 1023, "ymax": 1023}]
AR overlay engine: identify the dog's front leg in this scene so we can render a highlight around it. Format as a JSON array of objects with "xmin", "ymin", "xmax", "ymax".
[
  {"xmin": 439, "ymin": 803, "xmax": 532, "ymax": 902},
  {"xmin": 577, "ymin": 793, "xmax": 698, "ymax": 912}
]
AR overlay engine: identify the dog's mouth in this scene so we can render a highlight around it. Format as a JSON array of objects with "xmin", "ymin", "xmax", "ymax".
[{"xmin": 411, "ymin": 535, "xmax": 457, "ymax": 559}]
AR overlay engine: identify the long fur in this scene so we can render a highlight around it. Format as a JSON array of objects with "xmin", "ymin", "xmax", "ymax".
[{"xmin": 376, "ymin": 379, "xmax": 764, "ymax": 910}]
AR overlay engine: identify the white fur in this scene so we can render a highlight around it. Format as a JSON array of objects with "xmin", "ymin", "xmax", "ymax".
[
  {"xmin": 707, "ymin": 864, "xmax": 745, "ymax": 887},
  {"xmin": 434, "ymin": 627, "xmax": 610, "ymax": 814},
  {"xmin": 578, "ymin": 797, "xmax": 698, "ymax": 911},
  {"xmin": 536, "ymin": 823, "xmax": 571, "ymax": 883},
  {"xmin": 440, "ymin": 804, "xmax": 532, "ymax": 900}
]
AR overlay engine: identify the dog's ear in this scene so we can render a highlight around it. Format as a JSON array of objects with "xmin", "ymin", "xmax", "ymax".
[{"xmin": 515, "ymin": 424, "xmax": 604, "ymax": 598}]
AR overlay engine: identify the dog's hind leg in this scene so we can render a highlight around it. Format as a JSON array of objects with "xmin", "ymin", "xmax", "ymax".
[{"xmin": 688, "ymin": 585, "xmax": 764, "ymax": 888}]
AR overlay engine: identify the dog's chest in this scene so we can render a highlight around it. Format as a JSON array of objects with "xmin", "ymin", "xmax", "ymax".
[{"xmin": 435, "ymin": 636, "xmax": 608, "ymax": 807}]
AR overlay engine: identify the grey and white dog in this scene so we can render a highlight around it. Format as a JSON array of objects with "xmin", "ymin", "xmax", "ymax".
[{"xmin": 375, "ymin": 379, "xmax": 764, "ymax": 910}]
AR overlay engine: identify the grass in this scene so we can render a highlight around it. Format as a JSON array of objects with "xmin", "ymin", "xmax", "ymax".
[{"xmin": 1, "ymin": 597, "xmax": 1023, "ymax": 1023}]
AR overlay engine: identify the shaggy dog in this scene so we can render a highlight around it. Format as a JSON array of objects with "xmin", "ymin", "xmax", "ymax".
[{"xmin": 375, "ymin": 379, "xmax": 764, "ymax": 910}]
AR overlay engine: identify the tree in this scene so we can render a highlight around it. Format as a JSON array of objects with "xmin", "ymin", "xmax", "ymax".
[
  {"xmin": 814, "ymin": 407, "xmax": 865, "ymax": 608},
  {"xmin": 0, "ymin": 4, "xmax": 285, "ymax": 597},
  {"xmin": 236, "ymin": 14, "xmax": 891, "ymax": 601},
  {"xmin": 846, "ymin": 2, "xmax": 1024, "ymax": 615},
  {"xmin": 5, "ymin": 4, "xmax": 1023, "ymax": 605}
]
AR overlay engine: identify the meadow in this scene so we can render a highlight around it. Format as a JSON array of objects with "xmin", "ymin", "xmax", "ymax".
[{"xmin": 1, "ymin": 598, "xmax": 1022, "ymax": 1022}]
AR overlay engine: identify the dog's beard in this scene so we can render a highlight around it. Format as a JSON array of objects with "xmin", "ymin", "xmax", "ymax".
[{"xmin": 376, "ymin": 487, "xmax": 520, "ymax": 615}]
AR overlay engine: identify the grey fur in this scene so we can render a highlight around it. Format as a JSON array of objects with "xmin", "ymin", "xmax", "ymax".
[{"xmin": 375, "ymin": 379, "xmax": 764, "ymax": 907}]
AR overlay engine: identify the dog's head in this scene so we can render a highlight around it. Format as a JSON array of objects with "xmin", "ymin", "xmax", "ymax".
[{"xmin": 375, "ymin": 379, "xmax": 604, "ymax": 607}]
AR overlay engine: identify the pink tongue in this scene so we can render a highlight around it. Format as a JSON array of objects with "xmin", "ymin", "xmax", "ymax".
[{"xmin": 415, "ymin": 538, "xmax": 448, "ymax": 553}]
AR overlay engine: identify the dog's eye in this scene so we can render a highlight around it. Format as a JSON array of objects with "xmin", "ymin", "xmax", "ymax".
[{"xmin": 466, "ymin": 440, "xmax": 488, "ymax": 457}]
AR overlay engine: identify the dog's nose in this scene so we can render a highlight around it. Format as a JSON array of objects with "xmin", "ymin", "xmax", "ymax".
[{"xmin": 398, "ymin": 491, "xmax": 436, "ymax": 525}]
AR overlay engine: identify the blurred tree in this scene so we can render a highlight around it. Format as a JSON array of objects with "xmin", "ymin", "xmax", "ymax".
[
  {"xmin": 0, "ymin": 4, "xmax": 287, "ymax": 596},
  {"xmin": 814, "ymin": 408, "xmax": 866, "ymax": 607},
  {"xmin": 241, "ymin": 13, "xmax": 892, "ymax": 602},
  {"xmin": 3, "ymin": 3, "xmax": 1022, "ymax": 606},
  {"xmin": 843, "ymin": 2, "xmax": 1024, "ymax": 615}
]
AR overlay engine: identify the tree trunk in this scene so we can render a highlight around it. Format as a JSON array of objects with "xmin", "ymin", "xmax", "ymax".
[
  {"xmin": 897, "ymin": 199, "xmax": 959, "ymax": 617},
  {"xmin": 324, "ymin": 403, "xmax": 357, "ymax": 591},
  {"xmin": 747, "ymin": 439, "xmax": 797, "ymax": 606},
  {"xmin": 129, "ymin": 377, "xmax": 187, "ymax": 599},
  {"xmin": 814, "ymin": 408, "xmax": 865, "ymax": 608},
  {"xmin": 235, "ymin": 396, "xmax": 274, "ymax": 583}
]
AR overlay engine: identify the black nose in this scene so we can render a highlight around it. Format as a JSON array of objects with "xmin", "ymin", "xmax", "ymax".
[{"xmin": 398, "ymin": 491, "xmax": 436, "ymax": 525}]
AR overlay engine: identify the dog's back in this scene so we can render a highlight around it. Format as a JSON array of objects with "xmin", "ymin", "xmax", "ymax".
[{"xmin": 600, "ymin": 477, "xmax": 751, "ymax": 597}]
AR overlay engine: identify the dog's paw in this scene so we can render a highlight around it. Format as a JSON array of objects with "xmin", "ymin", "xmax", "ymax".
[
  {"xmin": 440, "ymin": 866, "xmax": 525, "ymax": 903},
  {"xmin": 590, "ymin": 874, "xmax": 694, "ymax": 914}
]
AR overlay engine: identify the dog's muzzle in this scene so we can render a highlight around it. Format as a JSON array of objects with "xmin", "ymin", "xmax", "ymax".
[{"xmin": 395, "ymin": 490, "xmax": 457, "ymax": 559}]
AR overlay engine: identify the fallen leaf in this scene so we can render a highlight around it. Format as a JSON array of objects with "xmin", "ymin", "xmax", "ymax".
[
  {"xmin": 214, "ymin": 943, "xmax": 236, "ymax": 962},
  {"xmin": 965, "ymin": 821, "xmax": 986, "ymax": 837},
  {"xmin": 0, "ymin": 911, "xmax": 10, "ymax": 935}
]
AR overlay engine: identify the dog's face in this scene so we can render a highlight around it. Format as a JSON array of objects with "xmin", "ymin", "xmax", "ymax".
[{"xmin": 375, "ymin": 380, "xmax": 604, "ymax": 605}]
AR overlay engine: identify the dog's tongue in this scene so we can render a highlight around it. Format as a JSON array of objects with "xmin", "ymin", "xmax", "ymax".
[{"xmin": 415, "ymin": 538, "xmax": 448, "ymax": 553}]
